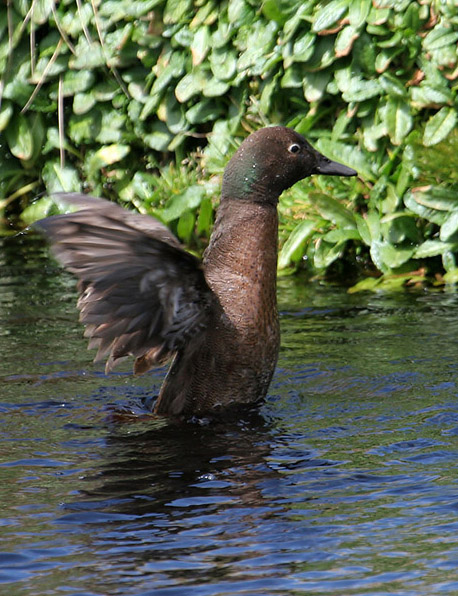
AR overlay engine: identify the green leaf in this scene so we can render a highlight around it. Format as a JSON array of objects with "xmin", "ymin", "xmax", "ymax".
[
  {"xmin": 423, "ymin": 26, "xmax": 458, "ymax": 51},
  {"xmin": 335, "ymin": 26, "xmax": 359, "ymax": 58},
  {"xmin": 31, "ymin": 0, "xmax": 54, "ymax": 24},
  {"xmin": 384, "ymin": 98, "xmax": 412, "ymax": 145},
  {"xmin": 404, "ymin": 191, "xmax": 447, "ymax": 226},
  {"xmin": 342, "ymin": 77, "xmax": 381, "ymax": 102},
  {"xmin": 303, "ymin": 71, "xmax": 331, "ymax": 102},
  {"xmin": 62, "ymin": 70, "xmax": 95, "ymax": 97},
  {"xmin": 423, "ymin": 107, "xmax": 457, "ymax": 147},
  {"xmin": 185, "ymin": 100, "xmax": 222, "ymax": 124},
  {"xmin": 379, "ymin": 73, "xmax": 406, "ymax": 97},
  {"xmin": 262, "ymin": 0, "xmax": 298, "ymax": 25},
  {"xmin": 312, "ymin": 0, "xmax": 349, "ymax": 33},
  {"xmin": 414, "ymin": 240, "xmax": 457, "ymax": 259},
  {"xmin": 375, "ymin": 48, "xmax": 402, "ymax": 73},
  {"xmin": 310, "ymin": 192, "xmax": 356, "ymax": 229},
  {"xmin": 69, "ymin": 41, "xmax": 106, "ymax": 70},
  {"xmin": 349, "ymin": 0, "xmax": 371, "ymax": 28},
  {"xmin": 209, "ymin": 47, "xmax": 237, "ymax": 80},
  {"xmin": 443, "ymin": 268, "xmax": 458, "ymax": 283},
  {"xmin": 442, "ymin": 252, "xmax": 456, "ymax": 273},
  {"xmin": 87, "ymin": 144, "xmax": 130, "ymax": 177},
  {"xmin": 411, "ymin": 186, "xmax": 458, "ymax": 212},
  {"xmin": 355, "ymin": 213, "xmax": 371, "ymax": 246},
  {"xmin": 375, "ymin": 241, "xmax": 415, "ymax": 269},
  {"xmin": 177, "ymin": 210, "xmax": 195, "ymax": 243},
  {"xmin": 348, "ymin": 277, "xmax": 381, "ymax": 293},
  {"xmin": 164, "ymin": 0, "xmax": 193, "ymax": 24},
  {"xmin": 73, "ymin": 92, "xmax": 96, "ymax": 115},
  {"xmin": 5, "ymin": 113, "xmax": 34, "ymax": 160},
  {"xmin": 160, "ymin": 185, "xmax": 206, "ymax": 222},
  {"xmin": 175, "ymin": 70, "xmax": 206, "ymax": 102},
  {"xmin": 314, "ymin": 239, "xmax": 345, "ymax": 269},
  {"xmin": 323, "ymin": 228, "xmax": 361, "ymax": 243},
  {"xmin": 20, "ymin": 197, "xmax": 55, "ymax": 225},
  {"xmin": 202, "ymin": 78, "xmax": 229, "ymax": 98},
  {"xmin": 144, "ymin": 123, "xmax": 172, "ymax": 151},
  {"xmin": 291, "ymin": 31, "xmax": 315, "ymax": 63},
  {"xmin": 196, "ymin": 196, "xmax": 213, "ymax": 236},
  {"xmin": 440, "ymin": 211, "xmax": 458, "ymax": 242},
  {"xmin": 0, "ymin": 102, "xmax": 14, "ymax": 132},
  {"xmin": 191, "ymin": 26, "xmax": 210, "ymax": 66},
  {"xmin": 42, "ymin": 161, "xmax": 81, "ymax": 193},
  {"xmin": 278, "ymin": 219, "xmax": 316, "ymax": 269}
]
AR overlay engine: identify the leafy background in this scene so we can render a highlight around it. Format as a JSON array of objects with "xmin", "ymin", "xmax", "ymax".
[{"xmin": 1, "ymin": 0, "xmax": 458, "ymax": 288}]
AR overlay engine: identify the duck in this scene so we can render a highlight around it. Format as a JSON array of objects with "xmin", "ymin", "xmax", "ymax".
[{"xmin": 36, "ymin": 126, "xmax": 356, "ymax": 417}]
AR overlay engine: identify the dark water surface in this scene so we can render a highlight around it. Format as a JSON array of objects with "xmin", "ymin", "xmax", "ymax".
[{"xmin": 1, "ymin": 234, "xmax": 458, "ymax": 596}]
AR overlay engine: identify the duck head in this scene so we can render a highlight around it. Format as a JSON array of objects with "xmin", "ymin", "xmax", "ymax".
[{"xmin": 221, "ymin": 126, "xmax": 357, "ymax": 205}]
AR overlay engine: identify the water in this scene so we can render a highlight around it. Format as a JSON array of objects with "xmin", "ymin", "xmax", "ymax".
[{"xmin": 1, "ymin": 233, "xmax": 458, "ymax": 596}]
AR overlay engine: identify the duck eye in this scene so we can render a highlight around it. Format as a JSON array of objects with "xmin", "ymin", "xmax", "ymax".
[{"xmin": 288, "ymin": 143, "xmax": 301, "ymax": 154}]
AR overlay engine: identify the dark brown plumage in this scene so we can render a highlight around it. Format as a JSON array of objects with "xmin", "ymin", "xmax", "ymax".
[{"xmin": 36, "ymin": 126, "xmax": 356, "ymax": 416}]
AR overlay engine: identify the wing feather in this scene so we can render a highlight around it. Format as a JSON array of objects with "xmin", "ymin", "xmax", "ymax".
[{"xmin": 35, "ymin": 193, "xmax": 214, "ymax": 373}]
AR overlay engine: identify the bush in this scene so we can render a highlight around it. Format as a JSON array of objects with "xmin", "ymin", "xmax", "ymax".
[{"xmin": 1, "ymin": 0, "xmax": 458, "ymax": 286}]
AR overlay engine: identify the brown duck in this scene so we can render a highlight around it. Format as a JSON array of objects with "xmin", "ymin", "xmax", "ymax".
[{"xmin": 37, "ymin": 126, "xmax": 356, "ymax": 416}]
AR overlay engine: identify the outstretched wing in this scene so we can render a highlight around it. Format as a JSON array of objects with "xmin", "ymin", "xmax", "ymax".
[{"xmin": 35, "ymin": 193, "xmax": 214, "ymax": 374}]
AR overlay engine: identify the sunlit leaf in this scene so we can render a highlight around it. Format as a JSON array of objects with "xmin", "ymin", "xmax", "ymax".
[
  {"xmin": 310, "ymin": 192, "xmax": 356, "ymax": 229},
  {"xmin": 291, "ymin": 31, "xmax": 315, "ymax": 62},
  {"xmin": 87, "ymin": 144, "xmax": 130, "ymax": 177},
  {"xmin": 376, "ymin": 241, "xmax": 415, "ymax": 269},
  {"xmin": 278, "ymin": 220, "xmax": 317, "ymax": 269},
  {"xmin": 349, "ymin": 0, "xmax": 371, "ymax": 28},
  {"xmin": 303, "ymin": 71, "xmax": 331, "ymax": 102},
  {"xmin": 443, "ymin": 268, "xmax": 458, "ymax": 283},
  {"xmin": 73, "ymin": 92, "xmax": 96, "ymax": 115},
  {"xmin": 312, "ymin": 0, "xmax": 349, "ymax": 33},
  {"xmin": 191, "ymin": 26, "xmax": 210, "ymax": 66},
  {"xmin": 209, "ymin": 47, "xmax": 237, "ymax": 80},
  {"xmin": 423, "ymin": 26, "xmax": 458, "ymax": 51},
  {"xmin": 335, "ymin": 26, "xmax": 359, "ymax": 58},
  {"xmin": 314, "ymin": 239, "xmax": 345, "ymax": 269},
  {"xmin": 175, "ymin": 70, "xmax": 206, "ymax": 103},
  {"xmin": 423, "ymin": 107, "xmax": 457, "ymax": 147},
  {"xmin": 20, "ymin": 197, "xmax": 55, "ymax": 225},
  {"xmin": 440, "ymin": 211, "xmax": 458, "ymax": 242},
  {"xmin": 379, "ymin": 73, "xmax": 406, "ymax": 97},
  {"xmin": 160, "ymin": 186, "xmax": 206, "ymax": 222},
  {"xmin": 262, "ymin": 0, "xmax": 300, "ymax": 25},
  {"xmin": 164, "ymin": 0, "xmax": 193, "ymax": 24},
  {"xmin": 348, "ymin": 277, "xmax": 381, "ymax": 293},
  {"xmin": 411, "ymin": 186, "xmax": 458, "ymax": 212},
  {"xmin": 342, "ymin": 77, "xmax": 381, "ymax": 102},
  {"xmin": 5, "ymin": 112, "xmax": 34, "ymax": 160},
  {"xmin": 69, "ymin": 41, "xmax": 106, "ymax": 70},
  {"xmin": 0, "ymin": 102, "xmax": 13, "ymax": 132},
  {"xmin": 31, "ymin": 0, "xmax": 54, "ymax": 24},
  {"xmin": 384, "ymin": 98, "xmax": 412, "ymax": 145},
  {"xmin": 414, "ymin": 240, "xmax": 457, "ymax": 259},
  {"xmin": 42, "ymin": 161, "xmax": 81, "ymax": 193}
]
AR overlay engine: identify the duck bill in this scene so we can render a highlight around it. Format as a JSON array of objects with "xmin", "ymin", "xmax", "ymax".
[{"xmin": 314, "ymin": 155, "xmax": 357, "ymax": 177}]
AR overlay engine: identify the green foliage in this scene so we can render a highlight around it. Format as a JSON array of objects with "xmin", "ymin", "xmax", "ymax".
[{"xmin": 1, "ymin": 0, "xmax": 458, "ymax": 286}]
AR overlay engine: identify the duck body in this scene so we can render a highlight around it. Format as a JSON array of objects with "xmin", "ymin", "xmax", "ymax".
[
  {"xmin": 157, "ymin": 198, "xmax": 280, "ymax": 415},
  {"xmin": 36, "ymin": 127, "xmax": 356, "ymax": 417}
]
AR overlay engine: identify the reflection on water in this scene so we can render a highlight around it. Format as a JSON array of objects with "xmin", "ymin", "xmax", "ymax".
[{"xmin": 1, "ymin": 234, "xmax": 458, "ymax": 595}]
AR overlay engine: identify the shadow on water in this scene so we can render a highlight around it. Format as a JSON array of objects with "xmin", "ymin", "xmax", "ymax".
[{"xmin": 1, "ymin": 234, "xmax": 458, "ymax": 596}]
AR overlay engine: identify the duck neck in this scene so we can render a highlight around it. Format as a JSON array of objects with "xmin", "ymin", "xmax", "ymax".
[{"xmin": 203, "ymin": 196, "xmax": 279, "ymax": 313}]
